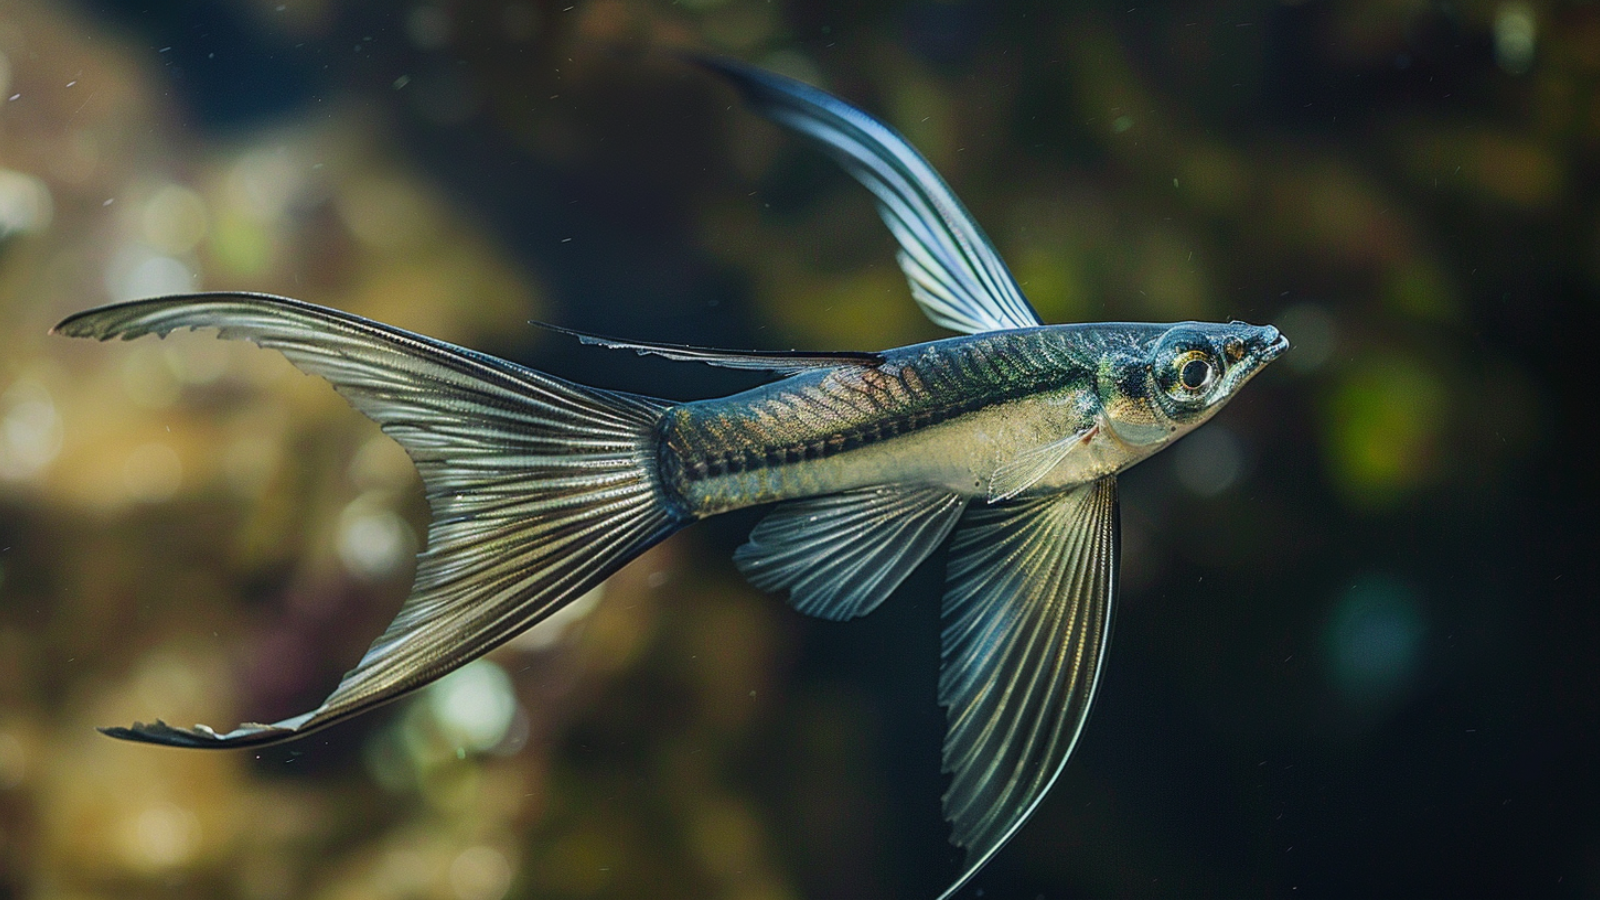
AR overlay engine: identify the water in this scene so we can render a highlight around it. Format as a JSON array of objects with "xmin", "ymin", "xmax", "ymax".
[{"xmin": 0, "ymin": 1, "xmax": 1594, "ymax": 897}]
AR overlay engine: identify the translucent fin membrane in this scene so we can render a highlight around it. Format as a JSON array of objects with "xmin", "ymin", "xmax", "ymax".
[
  {"xmin": 56, "ymin": 293, "xmax": 683, "ymax": 747},
  {"xmin": 937, "ymin": 477, "xmax": 1118, "ymax": 899},
  {"xmin": 696, "ymin": 56, "xmax": 1043, "ymax": 336},
  {"xmin": 734, "ymin": 485, "xmax": 966, "ymax": 621}
]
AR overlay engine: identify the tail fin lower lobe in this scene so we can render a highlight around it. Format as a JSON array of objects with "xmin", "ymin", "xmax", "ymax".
[{"xmin": 55, "ymin": 292, "xmax": 684, "ymax": 747}]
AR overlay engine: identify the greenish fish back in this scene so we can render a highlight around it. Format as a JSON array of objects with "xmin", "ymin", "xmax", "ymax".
[{"xmin": 657, "ymin": 328, "xmax": 1094, "ymax": 516}]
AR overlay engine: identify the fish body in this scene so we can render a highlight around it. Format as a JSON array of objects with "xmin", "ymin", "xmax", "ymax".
[
  {"xmin": 663, "ymin": 328, "xmax": 1095, "ymax": 513},
  {"xmin": 53, "ymin": 56, "xmax": 1288, "ymax": 900},
  {"xmin": 664, "ymin": 322, "xmax": 1281, "ymax": 516}
]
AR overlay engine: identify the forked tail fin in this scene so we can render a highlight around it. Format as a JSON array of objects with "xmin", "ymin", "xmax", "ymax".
[{"xmin": 54, "ymin": 292, "xmax": 685, "ymax": 748}]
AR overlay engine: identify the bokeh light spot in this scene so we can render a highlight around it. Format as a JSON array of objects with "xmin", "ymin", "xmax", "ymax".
[
  {"xmin": 427, "ymin": 660, "xmax": 517, "ymax": 753},
  {"xmin": 106, "ymin": 244, "xmax": 197, "ymax": 301},
  {"xmin": 1325, "ymin": 353, "xmax": 1446, "ymax": 507},
  {"xmin": 1324, "ymin": 575, "xmax": 1425, "ymax": 704},
  {"xmin": 0, "ymin": 167, "xmax": 53, "ymax": 239},
  {"xmin": 141, "ymin": 183, "xmax": 209, "ymax": 254},
  {"xmin": 135, "ymin": 653, "xmax": 203, "ymax": 712},
  {"xmin": 450, "ymin": 845, "xmax": 513, "ymax": 900},
  {"xmin": 1494, "ymin": 3, "xmax": 1537, "ymax": 75},
  {"xmin": 226, "ymin": 147, "xmax": 304, "ymax": 224},
  {"xmin": 337, "ymin": 493, "xmax": 415, "ymax": 581},
  {"xmin": 118, "ymin": 802, "xmax": 201, "ymax": 871},
  {"xmin": 0, "ymin": 380, "xmax": 63, "ymax": 483},
  {"xmin": 209, "ymin": 210, "xmax": 275, "ymax": 275},
  {"xmin": 1172, "ymin": 425, "xmax": 1245, "ymax": 497}
]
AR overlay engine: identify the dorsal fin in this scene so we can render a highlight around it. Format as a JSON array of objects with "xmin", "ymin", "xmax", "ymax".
[
  {"xmin": 692, "ymin": 55, "xmax": 1044, "ymax": 336},
  {"xmin": 534, "ymin": 321, "xmax": 882, "ymax": 374}
]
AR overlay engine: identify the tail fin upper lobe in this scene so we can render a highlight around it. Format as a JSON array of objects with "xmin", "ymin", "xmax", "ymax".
[{"xmin": 54, "ymin": 292, "xmax": 685, "ymax": 747}]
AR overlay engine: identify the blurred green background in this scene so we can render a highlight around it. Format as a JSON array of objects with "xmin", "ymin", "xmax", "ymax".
[{"xmin": 1, "ymin": 0, "xmax": 1596, "ymax": 897}]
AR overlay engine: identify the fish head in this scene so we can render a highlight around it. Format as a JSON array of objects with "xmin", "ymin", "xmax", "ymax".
[{"xmin": 1096, "ymin": 320, "xmax": 1289, "ymax": 449}]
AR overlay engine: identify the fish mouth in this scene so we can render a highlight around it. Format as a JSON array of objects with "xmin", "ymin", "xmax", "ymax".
[
  {"xmin": 1260, "ymin": 325, "xmax": 1290, "ymax": 361},
  {"xmin": 1218, "ymin": 325, "xmax": 1290, "ymax": 396}
]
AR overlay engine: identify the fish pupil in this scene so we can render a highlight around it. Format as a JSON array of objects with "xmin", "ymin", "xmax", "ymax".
[{"xmin": 1180, "ymin": 358, "xmax": 1212, "ymax": 390}]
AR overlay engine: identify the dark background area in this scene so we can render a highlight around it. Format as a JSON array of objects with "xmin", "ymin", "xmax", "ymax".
[{"xmin": 1, "ymin": 0, "xmax": 1597, "ymax": 897}]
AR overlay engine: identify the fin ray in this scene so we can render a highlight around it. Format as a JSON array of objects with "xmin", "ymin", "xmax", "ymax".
[
  {"xmin": 733, "ymin": 485, "xmax": 967, "ymax": 621},
  {"xmin": 986, "ymin": 426, "xmax": 1095, "ymax": 503},
  {"xmin": 695, "ymin": 56, "xmax": 1043, "ymax": 336},
  {"xmin": 935, "ymin": 477, "xmax": 1118, "ymax": 900},
  {"xmin": 56, "ymin": 292, "xmax": 684, "ymax": 748},
  {"xmin": 535, "ymin": 321, "xmax": 883, "ymax": 374}
]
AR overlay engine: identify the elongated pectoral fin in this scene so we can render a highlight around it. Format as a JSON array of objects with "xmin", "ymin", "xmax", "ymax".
[
  {"xmin": 695, "ymin": 56, "xmax": 1043, "ymax": 336},
  {"xmin": 55, "ymin": 293, "xmax": 681, "ymax": 748},
  {"xmin": 733, "ymin": 485, "xmax": 967, "ymax": 621},
  {"xmin": 936, "ymin": 478, "xmax": 1118, "ymax": 900},
  {"xmin": 986, "ymin": 426, "xmax": 1095, "ymax": 503}
]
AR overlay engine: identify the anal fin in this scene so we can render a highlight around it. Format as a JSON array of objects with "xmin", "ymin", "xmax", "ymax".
[{"xmin": 734, "ymin": 485, "xmax": 967, "ymax": 621}]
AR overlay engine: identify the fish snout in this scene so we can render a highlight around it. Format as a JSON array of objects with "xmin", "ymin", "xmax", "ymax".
[{"xmin": 1257, "ymin": 325, "xmax": 1290, "ymax": 361}]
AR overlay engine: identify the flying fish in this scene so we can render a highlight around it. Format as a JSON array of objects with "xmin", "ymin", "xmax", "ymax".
[{"xmin": 54, "ymin": 57, "xmax": 1288, "ymax": 898}]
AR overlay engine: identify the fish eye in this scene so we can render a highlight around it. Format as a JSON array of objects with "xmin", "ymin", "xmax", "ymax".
[{"xmin": 1174, "ymin": 351, "xmax": 1215, "ymax": 392}]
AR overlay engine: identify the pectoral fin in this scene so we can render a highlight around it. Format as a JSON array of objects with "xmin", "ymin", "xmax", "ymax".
[
  {"xmin": 937, "ymin": 477, "xmax": 1117, "ymax": 900},
  {"xmin": 986, "ymin": 426, "xmax": 1095, "ymax": 503},
  {"xmin": 734, "ymin": 485, "xmax": 967, "ymax": 621}
]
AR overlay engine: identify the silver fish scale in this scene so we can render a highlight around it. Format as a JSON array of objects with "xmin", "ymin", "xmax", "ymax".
[{"xmin": 657, "ymin": 328, "xmax": 1092, "ymax": 516}]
